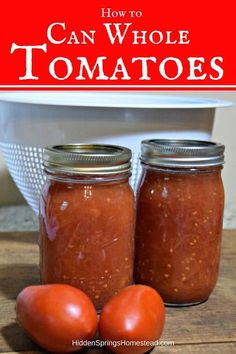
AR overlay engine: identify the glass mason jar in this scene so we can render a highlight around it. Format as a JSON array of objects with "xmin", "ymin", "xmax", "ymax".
[
  {"xmin": 39, "ymin": 144, "xmax": 135, "ymax": 310},
  {"xmin": 134, "ymin": 139, "xmax": 225, "ymax": 306}
]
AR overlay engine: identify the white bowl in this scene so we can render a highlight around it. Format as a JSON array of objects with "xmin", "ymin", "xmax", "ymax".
[{"xmin": 0, "ymin": 91, "xmax": 232, "ymax": 213}]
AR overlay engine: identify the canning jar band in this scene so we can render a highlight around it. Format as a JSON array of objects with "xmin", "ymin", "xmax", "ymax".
[
  {"xmin": 140, "ymin": 139, "xmax": 225, "ymax": 168},
  {"xmin": 43, "ymin": 144, "xmax": 132, "ymax": 175},
  {"xmin": 141, "ymin": 163, "xmax": 223, "ymax": 175},
  {"xmin": 44, "ymin": 170, "xmax": 131, "ymax": 184}
]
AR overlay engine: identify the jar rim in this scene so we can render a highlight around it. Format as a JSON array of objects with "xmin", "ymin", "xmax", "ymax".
[
  {"xmin": 43, "ymin": 144, "xmax": 132, "ymax": 175},
  {"xmin": 141, "ymin": 139, "xmax": 225, "ymax": 168}
]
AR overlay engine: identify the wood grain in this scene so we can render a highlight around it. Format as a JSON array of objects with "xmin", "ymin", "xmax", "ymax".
[
  {"xmin": 153, "ymin": 342, "xmax": 236, "ymax": 353},
  {"xmin": 0, "ymin": 230, "xmax": 235, "ymax": 353}
]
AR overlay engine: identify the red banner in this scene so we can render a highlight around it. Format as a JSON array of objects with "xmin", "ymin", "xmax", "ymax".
[{"xmin": 0, "ymin": 0, "xmax": 235, "ymax": 89}]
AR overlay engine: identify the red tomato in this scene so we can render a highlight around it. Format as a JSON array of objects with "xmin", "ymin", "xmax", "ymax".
[
  {"xmin": 16, "ymin": 284, "xmax": 98, "ymax": 353},
  {"xmin": 98, "ymin": 285, "xmax": 165, "ymax": 354}
]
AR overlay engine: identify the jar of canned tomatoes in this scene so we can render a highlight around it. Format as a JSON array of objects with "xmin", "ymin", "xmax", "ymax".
[
  {"xmin": 134, "ymin": 139, "xmax": 225, "ymax": 306},
  {"xmin": 39, "ymin": 144, "xmax": 135, "ymax": 310}
]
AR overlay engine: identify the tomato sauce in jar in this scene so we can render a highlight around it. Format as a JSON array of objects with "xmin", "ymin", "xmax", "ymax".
[
  {"xmin": 134, "ymin": 139, "xmax": 225, "ymax": 306},
  {"xmin": 39, "ymin": 144, "xmax": 135, "ymax": 310}
]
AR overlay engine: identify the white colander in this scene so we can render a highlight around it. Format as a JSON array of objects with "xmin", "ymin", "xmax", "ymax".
[{"xmin": 0, "ymin": 91, "xmax": 231, "ymax": 213}]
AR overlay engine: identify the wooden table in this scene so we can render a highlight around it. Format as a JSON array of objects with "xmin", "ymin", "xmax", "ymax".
[{"xmin": 0, "ymin": 230, "xmax": 235, "ymax": 354}]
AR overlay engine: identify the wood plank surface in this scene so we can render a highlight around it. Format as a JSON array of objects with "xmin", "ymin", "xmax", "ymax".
[
  {"xmin": 1, "ymin": 344, "xmax": 236, "ymax": 354},
  {"xmin": 0, "ymin": 230, "xmax": 235, "ymax": 353}
]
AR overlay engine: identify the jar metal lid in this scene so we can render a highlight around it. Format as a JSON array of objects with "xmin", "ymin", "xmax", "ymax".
[
  {"xmin": 141, "ymin": 139, "xmax": 225, "ymax": 168},
  {"xmin": 43, "ymin": 144, "xmax": 132, "ymax": 175}
]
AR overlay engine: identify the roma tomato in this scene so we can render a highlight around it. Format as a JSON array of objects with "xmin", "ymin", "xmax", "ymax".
[
  {"xmin": 99, "ymin": 285, "xmax": 165, "ymax": 354},
  {"xmin": 16, "ymin": 284, "xmax": 97, "ymax": 353}
]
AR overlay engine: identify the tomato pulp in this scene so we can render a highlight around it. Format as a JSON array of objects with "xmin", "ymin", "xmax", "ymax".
[
  {"xmin": 135, "ymin": 167, "xmax": 224, "ymax": 305},
  {"xmin": 40, "ymin": 177, "xmax": 135, "ymax": 310}
]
